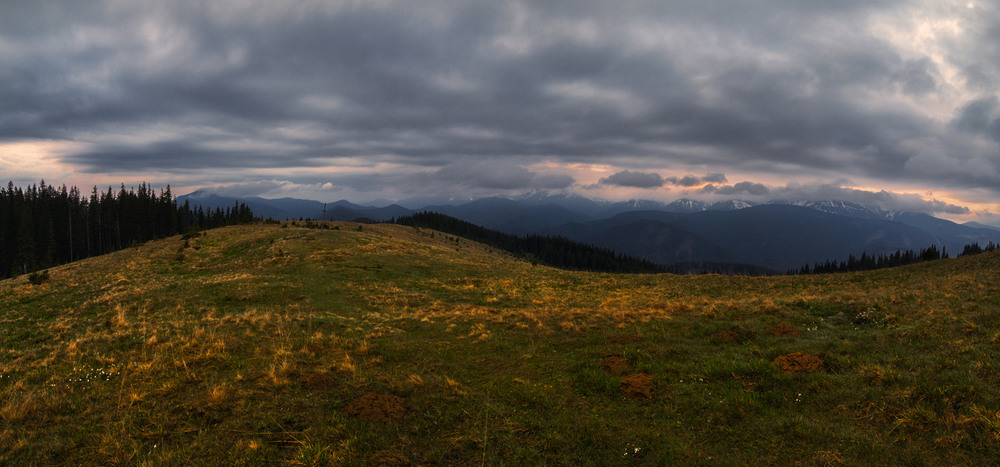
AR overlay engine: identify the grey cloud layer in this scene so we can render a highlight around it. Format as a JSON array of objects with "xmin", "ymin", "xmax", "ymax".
[
  {"xmin": 2, "ymin": 0, "xmax": 999, "ymax": 197},
  {"xmin": 427, "ymin": 161, "xmax": 574, "ymax": 190},
  {"xmin": 599, "ymin": 170, "xmax": 665, "ymax": 188},
  {"xmin": 703, "ymin": 181, "xmax": 770, "ymax": 196},
  {"xmin": 776, "ymin": 184, "xmax": 970, "ymax": 215},
  {"xmin": 599, "ymin": 171, "xmax": 727, "ymax": 188}
]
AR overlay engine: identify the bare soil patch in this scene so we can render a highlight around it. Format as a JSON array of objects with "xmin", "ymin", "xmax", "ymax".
[
  {"xmin": 620, "ymin": 373, "xmax": 653, "ymax": 400},
  {"xmin": 299, "ymin": 372, "xmax": 338, "ymax": 391},
  {"xmin": 732, "ymin": 373, "xmax": 758, "ymax": 392},
  {"xmin": 609, "ymin": 334, "xmax": 643, "ymax": 343},
  {"xmin": 767, "ymin": 323, "xmax": 801, "ymax": 337},
  {"xmin": 711, "ymin": 328, "xmax": 752, "ymax": 343},
  {"xmin": 772, "ymin": 352, "xmax": 825, "ymax": 374},
  {"xmin": 600, "ymin": 355, "xmax": 632, "ymax": 374},
  {"xmin": 345, "ymin": 393, "xmax": 409, "ymax": 421}
]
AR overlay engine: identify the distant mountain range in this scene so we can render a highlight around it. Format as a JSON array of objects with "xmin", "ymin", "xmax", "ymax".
[
  {"xmin": 546, "ymin": 206, "xmax": 947, "ymax": 272},
  {"xmin": 179, "ymin": 191, "xmax": 411, "ymax": 223},
  {"xmin": 178, "ymin": 191, "xmax": 1000, "ymax": 273}
]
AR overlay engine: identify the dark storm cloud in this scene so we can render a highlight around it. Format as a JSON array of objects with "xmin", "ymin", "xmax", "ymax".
[
  {"xmin": 426, "ymin": 161, "xmax": 574, "ymax": 191},
  {"xmin": 599, "ymin": 170, "xmax": 664, "ymax": 188},
  {"xmin": 67, "ymin": 142, "xmax": 326, "ymax": 172},
  {"xmin": 954, "ymin": 97, "xmax": 997, "ymax": 132},
  {"xmin": 673, "ymin": 176, "xmax": 701, "ymax": 187},
  {"xmin": 953, "ymin": 97, "xmax": 1000, "ymax": 142},
  {"xmin": 702, "ymin": 181, "xmax": 770, "ymax": 196},
  {"xmin": 662, "ymin": 173, "xmax": 727, "ymax": 187},
  {"xmin": 2, "ymin": 0, "xmax": 998, "ymax": 200},
  {"xmin": 701, "ymin": 173, "xmax": 728, "ymax": 184}
]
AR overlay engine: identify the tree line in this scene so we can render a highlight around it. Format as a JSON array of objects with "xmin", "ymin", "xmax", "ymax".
[
  {"xmin": 960, "ymin": 242, "xmax": 997, "ymax": 256},
  {"xmin": 392, "ymin": 211, "xmax": 666, "ymax": 274},
  {"xmin": 1, "ymin": 180, "xmax": 255, "ymax": 279},
  {"xmin": 793, "ymin": 242, "xmax": 997, "ymax": 275}
]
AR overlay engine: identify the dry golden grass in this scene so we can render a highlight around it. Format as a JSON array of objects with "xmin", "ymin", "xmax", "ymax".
[{"xmin": 1, "ymin": 222, "xmax": 998, "ymax": 464}]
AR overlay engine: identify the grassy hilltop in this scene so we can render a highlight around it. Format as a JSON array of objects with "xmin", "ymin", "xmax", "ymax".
[{"xmin": 2, "ymin": 222, "xmax": 999, "ymax": 464}]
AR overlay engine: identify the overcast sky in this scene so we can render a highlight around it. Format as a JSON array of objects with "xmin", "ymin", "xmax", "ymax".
[{"xmin": 2, "ymin": 0, "xmax": 999, "ymax": 222}]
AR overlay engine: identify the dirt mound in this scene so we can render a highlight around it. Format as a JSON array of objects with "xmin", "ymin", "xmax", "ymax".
[
  {"xmin": 732, "ymin": 373, "xmax": 757, "ymax": 392},
  {"xmin": 600, "ymin": 356, "xmax": 632, "ymax": 374},
  {"xmin": 772, "ymin": 352, "xmax": 824, "ymax": 374},
  {"xmin": 345, "ymin": 393, "xmax": 409, "ymax": 421},
  {"xmin": 609, "ymin": 334, "xmax": 643, "ymax": 343},
  {"xmin": 767, "ymin": 323, "xmax": 801, "ymax": 337},
  {"xmin": 711, "ymin": 328, "xmax": 752, "ymax": 343},
  {"xmin": 620, "ymin": 373, "xmax": 653, "ymax": 400},
  {"xmin": 299, "ymin": 372, "xmax": 338, "ymax": 391}
]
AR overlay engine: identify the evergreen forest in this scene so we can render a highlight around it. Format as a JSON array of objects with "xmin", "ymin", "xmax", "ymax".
[
  {"xmin": 795, "ymin": 242, "xmax": 997, "ymax": 275},
  {"xmin": 393, "ymin": 211, "xmax": 666, "ymax": 274},
  {"xmin": 0, "ymin": 180, "xmax": 254, "ymax": 278}
]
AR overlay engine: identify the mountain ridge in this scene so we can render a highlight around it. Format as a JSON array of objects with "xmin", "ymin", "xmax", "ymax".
[{"xmin": 177, "ymin": 191, "xmax": 1000, "ymax": 272}]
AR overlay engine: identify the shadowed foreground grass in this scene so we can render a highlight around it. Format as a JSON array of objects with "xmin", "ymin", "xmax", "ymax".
[{"xmin": 2, "ymin": 222, "xmax": 999, "ymax": 464}]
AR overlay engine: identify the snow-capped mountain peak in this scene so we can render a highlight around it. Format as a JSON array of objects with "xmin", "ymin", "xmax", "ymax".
[
  {"xmin": 708, "ymin": 200, "xmax": 756, "ymax": 211},
  {"xmin": 769, "ymin": 200, "xmax": 894, "ymax": 219},
  {"xmin": 663, "ymin": 199, "xmax": 709, "ymax": 212}
]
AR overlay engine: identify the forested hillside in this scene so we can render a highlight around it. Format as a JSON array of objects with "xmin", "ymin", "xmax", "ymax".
[
  {"xmin": 393, "ymin": 211, "xmax": 665, "ymax": 273},
  {"xmin": 0, "ymin": 181, "xmax": 254, "ymax": 278}
]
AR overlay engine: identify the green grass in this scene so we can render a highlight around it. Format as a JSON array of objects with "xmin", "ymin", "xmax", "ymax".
[{"xmin": 2, "ymin": 221, "xmax": 999, "ymax": 464}]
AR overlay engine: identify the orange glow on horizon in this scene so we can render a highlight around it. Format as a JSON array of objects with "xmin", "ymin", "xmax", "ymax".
[{"xmin": 2, "ymin": 140, "xmax": 998, "ymax": 226}]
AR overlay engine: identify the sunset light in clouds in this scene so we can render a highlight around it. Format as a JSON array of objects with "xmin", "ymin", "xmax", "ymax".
[{"xmin": 2, "ymin": 0, "xmax": 999, "ymax": 224}]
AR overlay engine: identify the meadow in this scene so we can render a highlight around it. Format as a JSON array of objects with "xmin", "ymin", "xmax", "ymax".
[{"xmin": 1, "ymin": 222, "xmax": 999, "ymax": 464}]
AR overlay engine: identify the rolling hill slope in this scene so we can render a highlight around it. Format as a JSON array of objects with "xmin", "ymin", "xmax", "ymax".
[{"xmin": 2, "ymin": 222, "xmax": 999, "ymax": 464}]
